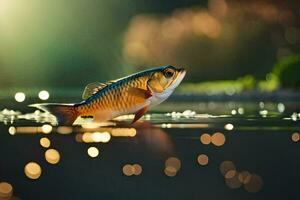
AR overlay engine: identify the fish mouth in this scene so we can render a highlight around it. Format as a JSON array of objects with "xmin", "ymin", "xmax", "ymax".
[{"xmin": 168, "ymin": 67, "xmax": 186, "ymax": 90}]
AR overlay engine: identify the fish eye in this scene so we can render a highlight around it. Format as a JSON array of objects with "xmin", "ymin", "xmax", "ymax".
[{"xmin": 164, "ymin": 70, "xmax": 174, "ymax": 78}]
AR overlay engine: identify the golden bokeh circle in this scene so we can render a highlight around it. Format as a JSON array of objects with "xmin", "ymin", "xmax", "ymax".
[
  {"xmin": 197, "ymin": 154, "xmax": 209, "ymax": 166},
  {"xmin": 40, "ymin": 137, "xmax": 51, "ymax": 148},
  {"xmin": 133, "ymin": 164, "xmax": 142, "ymax": 175},
  {"xmin": 8, "ymin": 126, "xmax": 16, "ymax": 135},
  {"xmin": 291, "ymin": 132, "xmax": 300, "ymax": 142},
  {"xmin": 45, "ymin": 149, "xmax": 61, "ymax": 164},
  {"xmin": 165, "ymin": 157, "xmax": 181, "ymax": 171},
  {"xmin": 238, "ymin": 171, "xmax": 252, "ymax": 184},
  {"xmin": 0, "ymin": 182, "xmax": 13, "ymax": 199},
  {"xmin": 24, "ymin": 162, "xmax": 42, "ymax": 180},
  {"xmin": 225, "ymin": 172, "xmax": 242, "ymax": 189},
  {"xmin": 211, "ymin": 132, "xmax": 226, "ymax": 146},
  {"xmin": 123, "ymin": 164, "xmax": 134, "ymax": 176},
  {"xmin": 219, "ymin": 160, "xmax": 236, "ymax": 176},
  {"xmin": 200, "ymin": 133, "xmax": 211, "ymax": 145},
  {"xmin": 164, "ymin": 166, "xmax": 177, "ymax": 177},
  {"xmin": 75, "ymin": 133, "xmax": 83, "ymax": 142},
  {"xmin": 225, "ymin": 170, "xmax": 237, "ymax": 179},
  {"xmin": 41, "ymin": 124, "xmax": 52, "ymax": 134},
  {"xmin": 87, "ymin": 147, "xmax": 99, "ymax": 158},
  {"xmin": 244, "ymin": 174, "xmax": 263, "ymax": 193}
]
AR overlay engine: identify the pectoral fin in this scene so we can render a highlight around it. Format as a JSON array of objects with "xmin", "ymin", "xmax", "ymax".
[
  {"xmin": 128, "ymin": 87, "xmax": 152, "ymax": 99},
  {"xmin": 132, "ymin": 106, "xmax": 148, "ymax": 124}
]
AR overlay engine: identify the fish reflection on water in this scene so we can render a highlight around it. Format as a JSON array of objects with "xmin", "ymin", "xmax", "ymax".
[{"xmin": 0, "ymin": 101, "xmax": 300, "ymax": 200}]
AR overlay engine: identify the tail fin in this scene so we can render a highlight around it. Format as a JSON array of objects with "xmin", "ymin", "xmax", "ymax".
[{"xmin": 29, "ymin": 103, "xmax": 78, "ymax": 125}]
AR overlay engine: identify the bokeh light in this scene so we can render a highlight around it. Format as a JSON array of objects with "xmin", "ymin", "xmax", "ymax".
[
  {"xmin": 111, "ymin": 128, "xmax": 137, "ymax": 137},
  {"xmin": 165, "ymin": 157, "xmax": 181, "ymax": 171},
  {"xmin": 225, "ymin": 170, "xmax": 237, "ymax": 179},
  {"xmin": 45, "ymin": 149, "xmax": 60, "ymax": 164},
  {"xmin": 164, "ymin": 157, "xmax": 181, "ymax": 177},
  {"xmin": 225, "ymin": 171, "xmax": 242, "ymax": 189},
  {"xmin": 40, "ymin": 137, "xmax": 51, "ymax": 148},
  {"xmin": 87, "ymin": 147, "xmax": 99, "ymax": 158},
  {"xmin": 38, "ymin": 90, "xmax": 50, "ymax": 100},
  {"xmin": 41, "ymin": 124, "xmax": 52, "ymax": 134},
  {"xmin": 238, "ymin": 171, "xmax": 252, "ymax": 184},
  {"xmin": 164, "ymin": 166, "xmax": 177, "ymax": 177},
  {"xmin": 0, "ymin": 182, "xmax": 13, "ymax": 200},
  {"xmin": 8, "ymin": 126, "xmax": 16, "ymax": 135},
  {"xmin": 244, "ymin": 174, "xmax": 263, "ymax": 193},
  {"xmin": 57, "ymin": 126, "xmax": 73, "ymax": 134},
  {"xmin": 224, "ymin": 123, "xmax": 234, "ymax": 131},
  {"xmin": 14, "ymin": 92, "xmax": 25, "ymax": 102},
  {"xmin": 133, "ymin": 164, "xmax": 142, "ymax": 175},
  {"xmin": 122, "ymin": 164, "xmax": 134, "ymax": 176},
  {"xmin": 200, "ymin": 133, "xmax": 211, "ymax": 145},
  {"xmin": 291, "ymin": 132, "xmax": 300, "ymax": 142},
  {"xmin": 24, "ymin": 162, "xmax": 42, "ymax": 180},
  {"xmin": 219, "ymin": 160, "xmax": 236, "ymax": 176},
  {"xmin": 197, "ymin": 154, "xmax": 209, "ymax": 166},
  {"xmin": 211, "ymin": 132, "xmax": 226, "ymax": 146},
  {"xmin": 92, "ymin": 132, "xmax": 111, "ymax": 143}
]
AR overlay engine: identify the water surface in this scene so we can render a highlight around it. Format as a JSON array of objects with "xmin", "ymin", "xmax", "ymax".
[{"xmin": 0, "ymin": 99, "xmax": 299, "ymax": 200}]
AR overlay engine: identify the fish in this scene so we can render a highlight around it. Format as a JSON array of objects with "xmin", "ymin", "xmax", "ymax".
[{"xmin": 30, "ymin": 65, "xmax": 186, "ymax": 125}]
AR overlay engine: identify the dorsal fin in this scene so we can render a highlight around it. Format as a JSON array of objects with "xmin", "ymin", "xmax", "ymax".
[{"xmin": 82, "ymin": 82, "xmax": 108, "ymax": 100}]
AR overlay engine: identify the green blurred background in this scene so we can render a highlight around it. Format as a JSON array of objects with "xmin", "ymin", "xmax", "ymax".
[{"xmin": 0, "ymin": 0, "xmax": 299, "ymax": 92}]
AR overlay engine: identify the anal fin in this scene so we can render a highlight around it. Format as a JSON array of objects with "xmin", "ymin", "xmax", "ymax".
[{"xmin": 131, "ymin": 106, "xmax": 148, "ymax": 124}]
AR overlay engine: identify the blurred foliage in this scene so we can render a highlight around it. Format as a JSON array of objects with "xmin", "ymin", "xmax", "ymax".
[
  {"xmin": 272, "ymin": 55, "xmax": 300, "ymax": 89},
  {"xmin": 257, "ymin": 73, "xmax": 279, "ymax": 92},
  {"xmin": 123, "ymin": 1, "xmax": 300, "ymax": 82},
  {"xmin": 0, "ymin": 0, "xmax": 300, "ymax": 90},
  {"xmin": 178, "ymin": 75, "xmax": 256, "ymax": 95}
]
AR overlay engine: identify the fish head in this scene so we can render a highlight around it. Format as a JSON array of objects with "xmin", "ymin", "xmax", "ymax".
[{"xmin": 147, "ymin": 65, "xmax": 186, "ymax": 93}]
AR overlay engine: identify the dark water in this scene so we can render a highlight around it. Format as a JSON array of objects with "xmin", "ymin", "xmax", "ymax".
[{"xmin": 0, "ymin": 98, "xmax": 300, "ymax": 200}]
